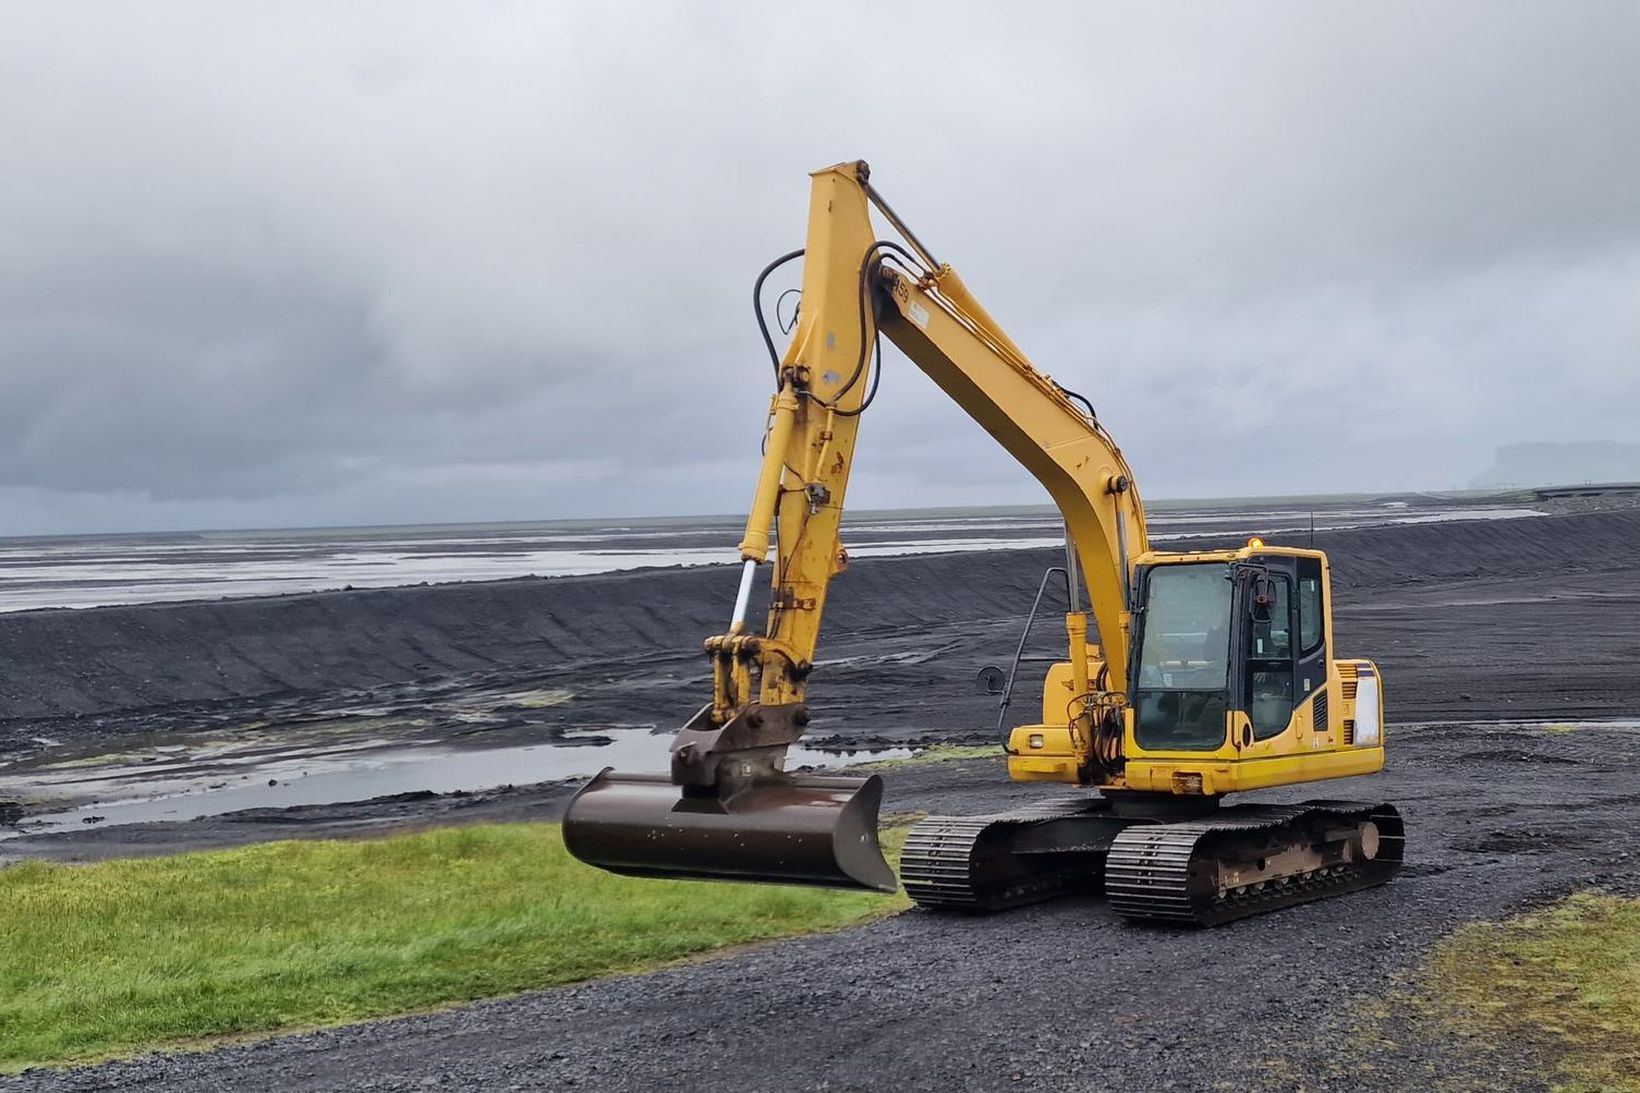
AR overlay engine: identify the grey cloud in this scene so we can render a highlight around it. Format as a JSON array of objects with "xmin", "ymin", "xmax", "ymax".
[{"xmin": 0, "ymin": 1, "xmax": 1636, "ymax": 534}]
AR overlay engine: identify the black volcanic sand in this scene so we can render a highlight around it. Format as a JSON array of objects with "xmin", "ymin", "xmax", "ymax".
[
  {"xmin": 3, "ymin": 508, "xmax": 1640, "ymax": 1089},
  {"xmin": 3, "ymin": 506, "xmax": 1640, "ymax": 864},
  {"xmin": 2, "ymin": 505, "xmax": 1638, "ymax": 746}
]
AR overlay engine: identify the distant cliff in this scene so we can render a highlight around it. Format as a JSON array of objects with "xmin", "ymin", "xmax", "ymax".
[{"xmin": 1471, "ymin": 441, "xmax": 1640, "ymax": 488}]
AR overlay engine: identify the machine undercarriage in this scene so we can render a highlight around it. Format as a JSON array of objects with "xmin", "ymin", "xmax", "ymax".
[{"xmin": 901, "ymin": 797, "xmax": 1403, "ymax": 925}]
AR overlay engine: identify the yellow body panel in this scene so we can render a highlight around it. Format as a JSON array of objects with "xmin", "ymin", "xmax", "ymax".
[
  {"xmin": 1010, "ymin": 705, "xmax": 1386, "ymax": 792},
  {"xmin": 1006, "ymin": 724, "xmax": 1084, "ymax": 783},
  {"xmin": 1120, "ymin": 748, "xmax": 1385, "ymax": 795}
]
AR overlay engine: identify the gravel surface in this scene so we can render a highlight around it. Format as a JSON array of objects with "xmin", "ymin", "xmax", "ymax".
[{"xmin": 8, "ymin": 725, "xmax": 1638, "ymax": 1092}]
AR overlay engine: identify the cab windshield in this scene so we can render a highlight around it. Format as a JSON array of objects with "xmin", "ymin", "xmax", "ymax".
[
  {"xmin": 1133, "ymin": 563, "xmax": 1233, "ymax": 750},
  {"xmin": 1136, "ymin": 564, "xmax": 1232, "ymax": 688}
]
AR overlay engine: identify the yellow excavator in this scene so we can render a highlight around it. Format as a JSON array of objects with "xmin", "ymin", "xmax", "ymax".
[{"xmin": 563, "ymin": 161, "xmax": 1402, "ymax": 926}]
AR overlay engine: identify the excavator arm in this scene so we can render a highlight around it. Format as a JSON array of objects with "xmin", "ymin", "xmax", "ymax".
[
  {"xmin": 564, "ymin": 161, "xmax": 1149, "ymax": 892},
  {"xmin": 722, "ymin": 159, "xmax": 1149, "ymax": 735}
]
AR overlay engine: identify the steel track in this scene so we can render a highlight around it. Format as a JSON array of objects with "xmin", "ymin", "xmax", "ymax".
[
  {"xmin": 1103, "ymin": 802, "xmax": 1405, "ymax": 926},
  {"xmin": 901, "ymin": 799, "xmax": 1404, "ymax": 926},
  {"xmin": 900, "ymin": 797, "xmax": 1101, "ymax": 912}
]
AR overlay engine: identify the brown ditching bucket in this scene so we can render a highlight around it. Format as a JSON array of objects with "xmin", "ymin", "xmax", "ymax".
[{"xmin": 561, "ymin": 767, "xmax": 897, "ymax": 893}]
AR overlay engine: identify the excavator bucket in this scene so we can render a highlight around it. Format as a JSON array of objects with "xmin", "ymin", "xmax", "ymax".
[{"xmin": 562, "ymin": 768, "xmax": 897, "ymax": 892}]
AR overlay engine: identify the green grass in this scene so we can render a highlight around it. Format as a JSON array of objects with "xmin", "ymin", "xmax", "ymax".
[
  {"xmin": 858, "ymin": 743, "xmax": 1000, "ymax": 770},
  {"xmin": 0, "ymin": 823, "xmax": 908, "ymax": 1071},
  {"xmin": 1425, "ymin": 893, "xmax": 1640, "ymax": 1091}
]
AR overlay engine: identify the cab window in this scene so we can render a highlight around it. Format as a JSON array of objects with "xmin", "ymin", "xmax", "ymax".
[
  {"xmin": 1248, "ymin": 576, "xmax": 1291, "ymax": 660},
  {"xmin": 1134, "ymin": 563, "xmax": 1233, "ymax": 751},
  {"xmin": 1297, "ymin": 558, "xmax": 1324, "ymax": 654},
  {"xmin": 1247, "ymin": 573, "xmax": 1294, "ymax": 740},
  {"xmin": 1135, "ymin": 564, "xmax": 1233, "ymax": 690}
]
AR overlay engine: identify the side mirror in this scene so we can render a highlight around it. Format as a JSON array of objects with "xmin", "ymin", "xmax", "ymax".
[
  {"xmin": 975, "ymin": 665, "xmax": 1006, "ymax": 696},
  {"xmin": 1250, "ymin": 575, "xmax": 1276, "ymax": 623}
]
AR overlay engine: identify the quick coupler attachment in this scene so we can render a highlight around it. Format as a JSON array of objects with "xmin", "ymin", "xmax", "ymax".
[{"xmin": 561, "ymin": 768, "xmax": 896, "ymax": 892}]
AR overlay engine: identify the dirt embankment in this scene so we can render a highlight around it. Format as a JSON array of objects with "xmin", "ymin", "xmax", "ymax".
[{"xmin": 1, "ymin": 507, "xmax": 1638, "ymax": 757}]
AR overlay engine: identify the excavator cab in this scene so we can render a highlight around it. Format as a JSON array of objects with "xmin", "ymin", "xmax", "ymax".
[
  {"xmin": 1130, "ymin": 551, "xmax": 1328, "ymax": 752},
  {"xmin": 1012, "ymin": 540, "xmax": 1383, "ymax": 795}
]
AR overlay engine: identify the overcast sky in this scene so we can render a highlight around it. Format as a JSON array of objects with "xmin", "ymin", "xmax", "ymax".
[{"xmin": 1, "ymin": 2, "xmax": 1636, "ymax": 535}]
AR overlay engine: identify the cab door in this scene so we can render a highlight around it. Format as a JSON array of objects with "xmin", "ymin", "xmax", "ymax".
[
  {"xmin": 1235, "ymin": 555, "xmax": 1331, "ymax": 746},
  {"xmin": 1293, "ymin": 556, "xmax": 1330, "ymax": 733},
  {"xmin": 1240, "ymin": 565, "xmax": 1296, "ymax": 741}
]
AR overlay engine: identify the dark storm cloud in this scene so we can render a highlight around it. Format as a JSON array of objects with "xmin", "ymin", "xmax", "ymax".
[{"xmin": 0, "ymin": 2, "xmax": 1636, "ymax": 533}]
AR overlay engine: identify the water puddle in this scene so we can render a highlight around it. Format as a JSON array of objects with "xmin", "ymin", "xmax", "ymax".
[{"xmin": 0, "ymin": 728, "xmax": 911, "ymax": 838}]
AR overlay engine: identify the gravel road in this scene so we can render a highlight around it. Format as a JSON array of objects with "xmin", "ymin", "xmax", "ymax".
[{"xmin": 8, "ymin": 722, "xmax": 1639, "ymax": 1092}]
